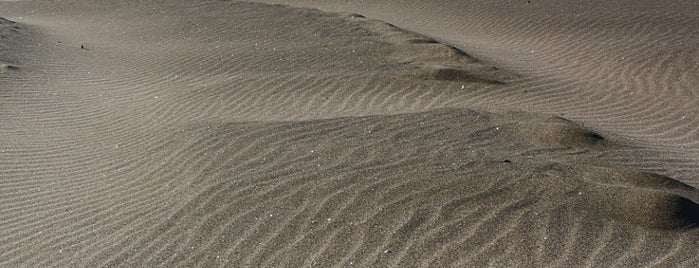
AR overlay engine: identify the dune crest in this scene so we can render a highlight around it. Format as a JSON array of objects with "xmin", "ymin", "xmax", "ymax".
[{"xmin": 339, "ymin": 11, "xmax": 519, "ymax": 84}]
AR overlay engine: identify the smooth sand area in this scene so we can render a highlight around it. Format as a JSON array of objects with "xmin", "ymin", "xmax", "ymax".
[{"xmin": 1, "ymin": 0, "xmax": 698, "ymax": 266}]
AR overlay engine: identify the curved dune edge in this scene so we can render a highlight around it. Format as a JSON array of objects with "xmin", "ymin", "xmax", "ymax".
[{"xmin": 1, "ymin": 0, "xmax": 698, "ymax": 267}]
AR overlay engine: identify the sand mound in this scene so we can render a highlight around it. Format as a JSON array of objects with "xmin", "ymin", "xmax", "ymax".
[
  {"xmin": 95, "ymin": 108, "xmax": 699, "ymax": 266},
  {"xmin": 1, "ymin": 0, "xmax": 698, "ymax": 267},
  {"xmin": 341, "ymin": 13, "xmax": 519, "ymax": 84},
  {"xmin": 534, "ymin": 164, "xmax": 699, "ymax": 229}
]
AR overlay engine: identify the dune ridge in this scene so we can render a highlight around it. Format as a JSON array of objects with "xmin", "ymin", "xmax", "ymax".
[
  {"xmin": 1, "ymin": 0, "xmax": 698, "ymax": 267},
  {"xmin": 255, "ymin": 0, "xmax": 699, "ymax": 183}
]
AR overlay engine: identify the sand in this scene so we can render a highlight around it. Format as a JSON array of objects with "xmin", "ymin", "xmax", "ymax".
[{"xmin": 1, "ymin": 0, "xmax": 698, "ymax": 267}]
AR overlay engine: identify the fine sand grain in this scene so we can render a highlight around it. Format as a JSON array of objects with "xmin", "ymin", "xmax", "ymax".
[{"xmin": 1, "ymin": 0, "xmax": 698, "ymax": 267}]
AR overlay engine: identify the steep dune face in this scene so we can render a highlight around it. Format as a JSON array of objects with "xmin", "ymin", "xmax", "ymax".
[{"xmin": 0, "ymin": 0, "xmax": 697, "ymax": 267}]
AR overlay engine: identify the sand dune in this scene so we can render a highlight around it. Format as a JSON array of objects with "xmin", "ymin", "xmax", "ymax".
[{"xmin": 1, "ymin": 0, "xmax": 698, "ymax": 267}]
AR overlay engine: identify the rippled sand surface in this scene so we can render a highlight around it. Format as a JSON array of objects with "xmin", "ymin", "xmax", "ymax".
[{"xmin": 1, "ymin": 0, "xmax": 698, "ymax": 266}]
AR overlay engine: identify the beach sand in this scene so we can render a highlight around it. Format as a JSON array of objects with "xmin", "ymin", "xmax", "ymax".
[{"xmin": 1, "ymin": 0, "xmax": 698, "ymax": 266}]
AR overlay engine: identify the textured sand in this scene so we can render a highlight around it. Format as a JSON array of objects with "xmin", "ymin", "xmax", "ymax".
[{"xmin": 1, "ymin": 0, "xmax": 698, "ymax": 267}]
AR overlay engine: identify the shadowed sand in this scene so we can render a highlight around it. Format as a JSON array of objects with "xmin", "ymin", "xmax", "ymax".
[{"xmin": 1, "ymin": 0, "xmax": 698, "ymax": 267}]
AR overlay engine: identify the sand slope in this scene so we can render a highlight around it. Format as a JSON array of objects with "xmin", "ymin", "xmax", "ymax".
[{"xmin": 1, "ymin": 0, "xmax": 698, "ymax": 267}]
